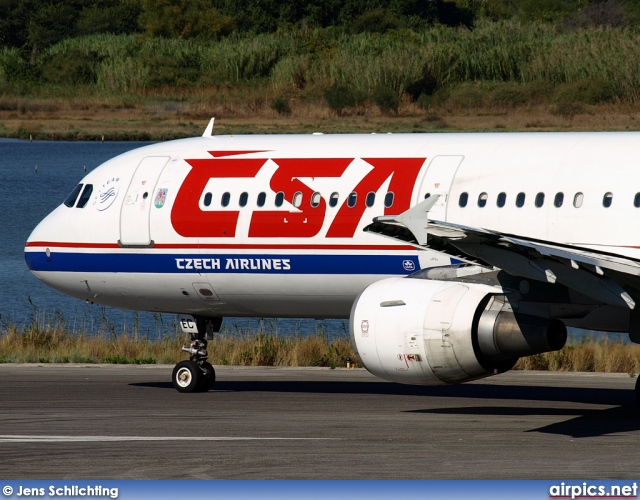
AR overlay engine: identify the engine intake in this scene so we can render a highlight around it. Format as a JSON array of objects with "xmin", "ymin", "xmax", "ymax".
[{"xmin": 350, "ymin": 277, "xmax": 566, "ymax": 385}]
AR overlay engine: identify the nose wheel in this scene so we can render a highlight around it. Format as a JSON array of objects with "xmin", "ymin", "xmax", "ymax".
[
  {"xmin": 172, "ymin": 316, "xmax": 221, "ymax": 393},
  {"xmin": 172, "ymin": 360, "xmax": 201, "ymax": 393},
  {"xmin": 172, "ymin": 360, "xmax": 215, "ymax": 393}
]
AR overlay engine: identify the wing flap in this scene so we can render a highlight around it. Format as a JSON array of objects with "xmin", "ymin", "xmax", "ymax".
[{"xmin": 365, "ymin": 210, "xmax": 640, "ymax": 310}]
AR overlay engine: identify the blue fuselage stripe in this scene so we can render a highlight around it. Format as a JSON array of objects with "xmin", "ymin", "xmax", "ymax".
[{"xmin": 25, "ymin": 252, "xmax": 424, "ymax": 275}]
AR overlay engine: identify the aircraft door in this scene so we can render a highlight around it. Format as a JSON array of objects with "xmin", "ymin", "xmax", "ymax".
[
  {"xmin": 119, "ymin": 156, "xmax": 170, "ymax": 246},
  {"xmin": 415, "ymin": 155, "xmax": 464, "ymax": 221}
]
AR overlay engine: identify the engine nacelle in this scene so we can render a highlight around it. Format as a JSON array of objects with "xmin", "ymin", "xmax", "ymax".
[{"xmin": 349, "ymin": 277, "xmax": 566, "ymax": 385}]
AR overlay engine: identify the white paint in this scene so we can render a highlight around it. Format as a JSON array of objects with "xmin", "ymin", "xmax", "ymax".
[{"xmin": 0, "ymin": 435, "xmax": 336, "ymax": 443}]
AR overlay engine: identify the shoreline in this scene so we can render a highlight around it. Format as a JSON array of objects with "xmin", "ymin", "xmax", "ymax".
[{"xmin": 3, "ymin": 102, "xmax": 640, "ymax": 141}]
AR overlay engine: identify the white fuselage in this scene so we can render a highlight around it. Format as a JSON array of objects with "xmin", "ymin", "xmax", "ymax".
[{"xmin": 25, "ymin": 132, "xmax": 640, "ymax": 323}]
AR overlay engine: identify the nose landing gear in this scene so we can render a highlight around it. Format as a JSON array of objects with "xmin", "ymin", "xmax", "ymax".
[{"xmin": 171, "ymin": 316, "xmax": 221, "ymax": 393}]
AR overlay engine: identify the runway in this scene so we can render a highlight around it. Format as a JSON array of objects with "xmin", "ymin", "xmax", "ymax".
[{"xmin": 0, "ymin": 364, "xmax": 638, "ymax": 479}]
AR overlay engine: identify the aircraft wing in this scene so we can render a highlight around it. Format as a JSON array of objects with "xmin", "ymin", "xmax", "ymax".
[{"xmin": 364, "ymin": 196, "xmax": 640, "ymax": 313}]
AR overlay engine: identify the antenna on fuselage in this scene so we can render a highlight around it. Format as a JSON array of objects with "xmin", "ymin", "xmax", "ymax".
[{"xmin": 202, "ymin": 118, "xmax": 215, "ymax": 138}]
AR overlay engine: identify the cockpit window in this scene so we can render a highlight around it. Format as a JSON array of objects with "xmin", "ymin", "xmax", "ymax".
[
  {"xmin": 76, "ymin": 184, "xmax": 93, "ymax": 208},
  {"xmin": 64, "ymin": 184, "xmax": 83, "ymax": 208}
]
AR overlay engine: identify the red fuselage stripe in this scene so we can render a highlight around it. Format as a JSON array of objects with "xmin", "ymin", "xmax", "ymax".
[{"xmin": 25, "ymin": 241, "xmax": 417, "ymax": 251}]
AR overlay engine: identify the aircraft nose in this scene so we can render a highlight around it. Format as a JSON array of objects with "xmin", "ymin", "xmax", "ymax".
[
  {"xmin": 25, "ymin": 216, "xmax": 50, "ymax": 273},
  {"xmin": 24, "ymin": 206, "xmax": 65, "ymax": 274}
]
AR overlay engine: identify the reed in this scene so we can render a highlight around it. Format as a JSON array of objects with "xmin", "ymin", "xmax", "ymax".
[
  {"xmin": 514, "ymin": 338, "xmax": 640, "ymax": 374},
  {"xmin": 5, "ymin": 20, "xmax": 640, "ymax": 109},
  {"xmin": 1, "ymin": 318, "xmax": 639, "ymax": 374},
  {"xmin": 0, "ymin": 324, "xmax": 356, "ymax": 367},
  {"xmin": 0, "ymin": 46, "xmax": 24, "ymax": 83}
]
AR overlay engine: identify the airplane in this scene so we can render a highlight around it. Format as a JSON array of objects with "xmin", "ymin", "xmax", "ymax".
[{"xmin": 24, "ymin": 119, "xmax": 640, "ymax": 407}]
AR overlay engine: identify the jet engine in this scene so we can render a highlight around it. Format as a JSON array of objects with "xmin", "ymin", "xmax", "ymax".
[{"xmin": 349, "ymin": 277, "xmax": 567, "ymax": 385}]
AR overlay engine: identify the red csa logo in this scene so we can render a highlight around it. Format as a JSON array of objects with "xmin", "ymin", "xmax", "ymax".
[{"xmin": 171, "ymin": 151, "xmax": 425, "ymax": 238}]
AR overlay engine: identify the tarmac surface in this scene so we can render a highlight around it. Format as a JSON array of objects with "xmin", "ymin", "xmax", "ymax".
[{"xmin": 0, "ymin": 364, "xmax": 639, "ymax": 479}]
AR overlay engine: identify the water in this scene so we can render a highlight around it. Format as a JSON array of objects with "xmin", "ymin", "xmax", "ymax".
[{"xmin": 0, "ymin": 139, "xmax": 348, "ymax": 339}]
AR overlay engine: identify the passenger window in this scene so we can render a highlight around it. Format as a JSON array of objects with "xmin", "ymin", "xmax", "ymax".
[
  {"xmin": 516, "ymin": 192, "xmax": 525, "ymax": 207},
  {"xmin": 366, "ymin": 192, "xmax": 375, "ymax": 207},
  {"xmin": 239, "ymin": 192, "xmax": 248, "ymax": 207},
  {"xmin": 459, "ymin": 192, "xmax": 468, "ymax": 207},
  {"xmin": 64, "ymin": 184, "xmax": 83, "ymax": 208},
  {"xmin": 275, "ymin": 192, "xmax": 284, "ymax": 207},
  {"xmin": 478, "ymin": 192, "xmax": 488, "ymax": 208},
  {"xmin": 384, "ymin": 192, "xmax": 394, "ymax": 208},
  {"xmin": 221, "ymin": 192, "xmax": 230, "ymax": 207},
  {"xmin": 257, "ymin": 192, "xmax": 266, "ymax": 207},
  {"xmin": 554, "ymin": 192, "xmax": 564, "ymax": 208},
  {"xmin": 203, "ymin": 193, "xmax": 212, "ymax": 207},
  {"xmin": 329, "ymin": 192, "xmax": 339, "ymax": 207},
  {"xmin": 292, "ymin": 191, "xmax": 303, "ymax": 208},
  {"xmin": 76, "ymin": 184, "xmax": 93, "ymax": 208},
  {"xmin": 311, "ymin": 192, "xmax": 321, "ymax": 208},
  {"xmin": 603, "ymin": 192, "xmax": 613, "ymax": 208},
  {"xmin": 573, "ymin": 192, "xmax": 584, "ymax": 208},
  {"xmin": 497, "ymin": 192, "xmax": 506, "ymax": 207},
  {"xmin": 535, "ymin": 192, "xmax": 545, "ymax": 208},
  {"xmin": 347, "ymin": 192, "xmax": 357, "ymax": 208},
  {"xmin": 635, "ymin": 193, "xmax": 640, "ymax": 208}
]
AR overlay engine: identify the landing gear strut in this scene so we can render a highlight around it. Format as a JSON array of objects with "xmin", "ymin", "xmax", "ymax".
[{"xmin": 171, "ymin": 316, "xmax": 221, "ymax": 393}]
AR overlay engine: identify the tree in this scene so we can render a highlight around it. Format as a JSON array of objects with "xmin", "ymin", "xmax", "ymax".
[
  {"xmin": 27, "ymin": 2, "xmax": 79, "ymax": 62},
  {"xmin": 139, "ymin": 0, "xmax": 234, "ymax": 39},
  {"xmin": 76, "ymin": 0, "xmax": 142, "ymax": 36},
  {"xmin": 0, "ymin": 0, "xmax": 33, "ymax": 48},
  {"xmin": 350, "ymin": 9, "xmax": 404, "ymax": 33},
  {"xmin": 564, "ymin": 0, "xmax": 628, "ymax": 29},
  {"xmin": 516, "ymin": 0, "xmax": 581, "ymax": 23}
]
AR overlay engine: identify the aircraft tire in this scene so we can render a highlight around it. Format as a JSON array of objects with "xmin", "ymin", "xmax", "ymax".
[
  {"xmin": 196, "ymin": 362, "xmax": 216, "ymax": 392},
  {"xmin": 636, "ymin": 376, "xmax": 640, "ymax": 410},
  {"xmin": 172, "ymin": 360, "xmax": 202, "ymax": 393}
]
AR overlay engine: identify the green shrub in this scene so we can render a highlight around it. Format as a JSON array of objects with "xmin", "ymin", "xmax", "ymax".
[
  {"xmin": 324, "ymin": 84, "xmax": 361, "ymax": 116},
  {"xmin": 350, "ymin": 9, "xmax": 403, "ymax": 34},
  {"xmin": 443, "ymin": 83, "xmax": 486, "ymax": 109},
  {"xmin": 549, "ymin": 101, "xmax": 586, "ymax": 120},
  {"xmin": 523, "ymin": 80, "xmax": 555, "ymax": 103},
  {"xmin": 416, "ymin": 93, "xmax": 431, "ymax": 109},
  {"xmin": 372, "ymin": 85, "xmax": 400, "ymax": 114},
  {"xmin": 270, "ymin": 96, "xmax": 291, "ymax": 116},
  {"xmin": 553, "ymin": 78, "xmax": 616, "ymax": 105},
  {"xmin": 405, "ymin": 66, "xmax": 439, "ymax": 101},
  {"xmin": 103, "ymin": 355, "xmax": 129, "ymax": 364},
  {"xmin": 139, "ymin": 0, "xmax": 233, "ymax": 40},
  {"xmin": 0, "ymin": 47, "xmax": 35, "ymax": 84},
  {"xmin": 40, "ymin": 49, "xmax": 100, "ymax": 85},
  {"xmin": 489, "ymin": 82, "xmax": 529, "ymax": 107},
  {"xmin": 141, "ymin": 54, "xmax": 187, "ymax": 87}
]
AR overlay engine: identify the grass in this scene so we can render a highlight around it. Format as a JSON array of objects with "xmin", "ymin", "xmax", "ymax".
[
  {"xmin": 0, "ymin": 321, "xmax": 356, "ymax": 368},
  {"xmin": 3, "ymin": 97, "xmax": 640, "ymax": 141},
  {"xmin": 515, "ymin": 338, "xmax": 640, "ymax": 375},
  {"xmin": 1, "ymin": 320, "xmax": 639, "ymax": 374}
]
